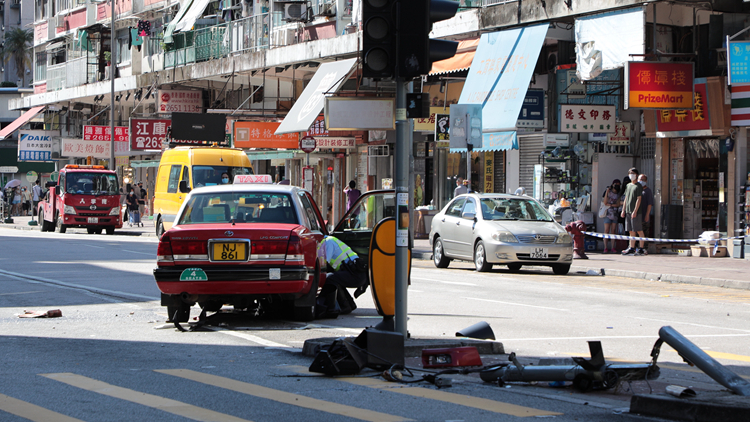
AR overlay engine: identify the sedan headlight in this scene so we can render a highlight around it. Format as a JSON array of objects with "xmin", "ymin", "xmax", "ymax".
[
  {"xmin": 63, "ymin": 205, "xmax": 76, "ymax": 215},
  {"xmin": 491, "ymin": 231, "xmax": 518, "ymax": 243},
  {"xmin": 557, "ymin": 233, "xmax": 572, "ymax": 244},
  {"xmin": 109, "ymin": 207, "xmax": 120, "ymax": 215}
]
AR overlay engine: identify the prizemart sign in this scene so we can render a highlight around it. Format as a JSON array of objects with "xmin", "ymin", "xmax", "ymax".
[{"xmin": 625, "ymin": 62, "xmax": 694, "ymax": 110}]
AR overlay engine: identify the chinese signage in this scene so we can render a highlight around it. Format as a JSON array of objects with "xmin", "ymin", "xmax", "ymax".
[
  {"xmin": 414, "ymin": 107, "xmax": 446, "ymax": 131},
  {"xmin": 517, "ymin": 89, "xmax": 544, "ymax": 128},
  {"xmin": 314, "ymin": 137, "xmax": 355, "ymax": 149},
  {"xmin": 559, "ymin": 105, "xmax": 616, "ymax": 133},
  {"xmin": 435, "ymin": 114, "xmax": 450, "ymax": 141},
  {"xmin": 656, "ymin": 82, "xmax": 711, "ymax": 136},
  {"xmin": 304, "ymin": 116, "xmax": 328, "ymax": 137},
  {"xmin": 130, "ymin": 119, "xmax": 171, "ymax": 151},
  {"xmin": 728, "ymin": 41, "xmax": 750, "ymax": 85},
  {"xmin": 18, "ymin": 130, "xmax": 59, "ymax": 162},
  {"xmin": 607, "ymin": 122, "xmax": 632, "ymax": 146},
  {"xmin": 83, "ymin": 125, "xmax": 128, "ymax": 156},
  {"xmin": 62, "ymin": 138, "xmax": 111, "ymax": 159},
  {"xmin": 234, "ymin": 121, "xmax": 299, "ymax": 149},
  {"xmin": 625, "ymin": 62, "xmax": 694, "ymax": 109},
  {"xmin": 484, "ymin": 151, "xmax": 494, "ymax": 193},
  {"xmin": 157, "ymin": 89, "xmax": 202, "ymax": 113}
]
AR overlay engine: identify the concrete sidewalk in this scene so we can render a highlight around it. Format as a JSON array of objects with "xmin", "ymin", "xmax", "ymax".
[
  {"xmin": 1, "ymin": 215, "xmax": 157, "ymax": 237},
  {"xmin": 412, "ymin": 238, "xmax": 750, "ymax": 291}
]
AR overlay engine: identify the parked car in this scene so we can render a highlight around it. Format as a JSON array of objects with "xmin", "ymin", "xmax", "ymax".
[
  {"xmin": 153, "ymin": 176, "xmax": 392, "ymax": 322},
  {"xmin": 429, "ymin": 193, "xmax": 574, "ymax": 274}
]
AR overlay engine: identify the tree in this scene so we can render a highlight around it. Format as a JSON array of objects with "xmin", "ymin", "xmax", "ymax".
[{"xmin": 0, "ymin": 28, "xmax": 33, "ymax": 85}]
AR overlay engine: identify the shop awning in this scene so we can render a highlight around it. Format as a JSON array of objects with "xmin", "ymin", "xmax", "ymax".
[
  {"xmin": 0, "ymin": 106, "xmax": 46, "ymax": 141},
  {"xmin": 454, "ymin": 24, "xmax": 548, "ymax": 152},
  {"xmin": 130, "ymin": 160, "xmax": 160, "ymax": 168},
  {"xmin": 275, "ymin": 58, "xmax": 358, "ymax": 135},
  {"xmin": 429, "ymin": 38, "xmax": 478, "ymax": 75},
  {"xmin": 246, "ymin": 150, "xmax": 301, "ymax": 160},
  {"xmin": 164, "ymin": 0, "xmax": 209, "ymax": 43}
]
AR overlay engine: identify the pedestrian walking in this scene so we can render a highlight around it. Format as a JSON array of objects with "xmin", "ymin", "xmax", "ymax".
[
  {"xmin": 11, "ymin": 187, "xmax": 22, "ymax": 216},
  {"xmin": 126, "ymin": 188, "xmax": 141, "ymax": 227},
  {"xmin": 32, "ymin": 180, "xmax": 42, "ymax": 217},
  {"xmin": 343, "ymin": 180, "xmax": 361, "ymax": 212},
  {"xmin": 620, "ymin": 168, "xmax": 644, "ymax": 256},
  {"xmin": 454, "ymin": 177, "xmax": 468, "ymax": 197},
  {"xmin": 137, "ymin": 182, "xmax": 147, "ymax": 217},
  {"xmin": 601, "ymin": 179, "xmax": 622, "ymax": 253},
  {"xmin": 638, "ymin": 174, "xmax": 653, "ymax": 254},
  {"xmin": 21, "ymin": 187, "xmax": 32, "ymax": 216}
]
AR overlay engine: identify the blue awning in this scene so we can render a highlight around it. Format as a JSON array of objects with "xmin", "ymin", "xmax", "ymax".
[{"xmin": 455, "ymin": 24, "xmax": 548, "ymax": 152}]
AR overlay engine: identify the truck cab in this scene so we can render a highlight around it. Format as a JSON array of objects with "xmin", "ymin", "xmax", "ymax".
[{"xmin": 38, "ymin": 165, "xmax": 123, "ymax": 234}]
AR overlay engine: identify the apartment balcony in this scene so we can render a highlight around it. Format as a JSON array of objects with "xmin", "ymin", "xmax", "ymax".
[{"xmin": 45, "ymin": 56, "xmax": 99, "ymax": 92}]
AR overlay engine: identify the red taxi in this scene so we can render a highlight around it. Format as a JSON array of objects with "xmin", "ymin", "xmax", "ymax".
[{"xmin": 153, "ymin": 174, "xmax": 396, "ymax": 322}]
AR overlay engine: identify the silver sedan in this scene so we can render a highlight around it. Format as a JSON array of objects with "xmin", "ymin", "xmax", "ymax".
[{"xmin": 429, "ymin": 193, "xmax": 574, "ymax": 274}]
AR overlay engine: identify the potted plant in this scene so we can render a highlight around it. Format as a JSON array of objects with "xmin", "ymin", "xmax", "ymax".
[{"xmin": 104, "ymin": 51, "xmax": 111, "ymax": 65}]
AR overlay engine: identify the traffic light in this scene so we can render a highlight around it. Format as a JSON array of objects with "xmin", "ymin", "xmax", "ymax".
[
  {"xmin": 362, "ymin": 0, "xmax": 397, "ymax": 78},
  {"xmin": 398, "ymin": 0, "xmax": 459, "ymax": 79}
]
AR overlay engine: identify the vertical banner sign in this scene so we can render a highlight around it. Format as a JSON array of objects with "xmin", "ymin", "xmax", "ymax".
[
  {"xmin": 625, "ymin": 62, "xmax": 694, "ymax": 109},
  {"xmin": 728, "ymin": 41, "xmax": 750, "ymax": 85},
  {"xmin": 130, "ymin": 119, "xmax": 172, "ymax": 150},
  {"xmin": 435, "ymin": 114, "xmax": 450, "ymax": 141},
  {"xmin": 484, "ymin": 151, "xmax": 494, "ymax": 193},
  {"xmin": 396, "ymin": 192, "xmax": 408, "ymax": 247}
]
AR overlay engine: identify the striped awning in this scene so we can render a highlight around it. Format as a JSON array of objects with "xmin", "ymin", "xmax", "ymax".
[{"xmin": 731, "ymin": 84, "xmax": 750, "ymax": 126}]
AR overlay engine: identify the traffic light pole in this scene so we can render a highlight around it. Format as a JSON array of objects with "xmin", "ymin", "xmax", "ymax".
[{"xmin": 394, "ymin": 77, "xmax": 410, "ymax": 338}]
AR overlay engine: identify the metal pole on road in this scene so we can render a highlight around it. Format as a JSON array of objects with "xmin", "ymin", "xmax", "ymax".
[{"xmin": 394, "ymin": 77, "xmax": 410, "ymax": 338}]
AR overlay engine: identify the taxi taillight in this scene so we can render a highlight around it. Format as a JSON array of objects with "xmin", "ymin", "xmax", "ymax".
[
  {"xmin": 171, "ymin": 240, "xmax": 208, "ymax": 256},
  {"xmin": 285, "ymin": 234, "xmax": 304, "ymax": 265},
  {"xmin": 157, "ymin": 236, "xmax": 174, "ymax": 264}
]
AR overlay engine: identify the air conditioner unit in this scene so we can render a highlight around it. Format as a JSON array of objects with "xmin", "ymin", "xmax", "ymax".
[
  {"xmin": 55, "ymin": 15, "xmax": 66, "ymax": 30},
  {"xmin": 271, "ymin": 27, "xmax": 297, "ymax": 47},
  {"xmin": 284, "ymin": 3, "xmax": 308, "ymax": 22}
]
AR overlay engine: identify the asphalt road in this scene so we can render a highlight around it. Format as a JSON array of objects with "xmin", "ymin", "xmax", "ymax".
[{"xmin": 1, "ymin": 227, "xmax": 748, "ymax": 421}]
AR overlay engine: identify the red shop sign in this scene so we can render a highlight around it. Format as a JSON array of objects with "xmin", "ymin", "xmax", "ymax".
[{"xmin": 130, "ymin": 119, "xmax": 172, "ymax": 150}]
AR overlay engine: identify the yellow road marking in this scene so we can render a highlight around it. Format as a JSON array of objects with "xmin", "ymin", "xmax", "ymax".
[
  {"xmin": 286, "ymin": 366, "xmax": 560, "ymax": 417},
  {"xmin": 704, "ymin": 350, "xmax": 750, "ymax": 363},
  {"xmin": 156, "ymin": 369, "xmax": 409, "ymax": 422},
  {"xmin": 0, "ymin": 393, "xmax": 84, "ymax": 422},
  {"xmin": 41, "ymin": 373, "xmax": 251, "ymax": 422}
]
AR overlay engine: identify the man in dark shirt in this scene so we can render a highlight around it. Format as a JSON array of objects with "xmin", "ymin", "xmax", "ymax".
[
  {"xmin": 620, "ymin": 168, "xmax": 643, "ymax": 256},
  {"xmin": 638, "ymin": 174, "xmax": 653, "ymax": 255}
]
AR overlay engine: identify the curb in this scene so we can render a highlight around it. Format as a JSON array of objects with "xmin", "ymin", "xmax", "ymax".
[
  {"xmin": 0, "ymin": 222, "xmax": 155, "ymax": 237},
  {"xmin": 302, "ymin": 336, "xmax": 505, "ymax": 358},
  {"xmin": 630, "ymin": 393, "xmax": 750, "ymax": 422}
]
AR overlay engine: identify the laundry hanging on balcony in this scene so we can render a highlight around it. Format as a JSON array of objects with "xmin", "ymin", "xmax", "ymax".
[
  {"xmin": 129, "ymin": 28, "xmax": 144, "ymax": 51},
  {"xmin": 137, "ymin": 20, "xmax": 151, "ymax": 37}
]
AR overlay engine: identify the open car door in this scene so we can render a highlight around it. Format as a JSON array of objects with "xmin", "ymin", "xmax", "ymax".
[{"xmin": 331, "ymin": 190, "xmax": 396, "ymax": 263}]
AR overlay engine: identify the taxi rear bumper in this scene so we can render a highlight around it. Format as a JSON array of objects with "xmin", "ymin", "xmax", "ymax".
[{"xmin": 153, "ymin": 266, "xmax": 310, "ymax": 295}]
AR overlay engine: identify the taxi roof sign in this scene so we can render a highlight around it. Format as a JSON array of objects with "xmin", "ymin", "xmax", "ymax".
[{"xmin": 234, "ymin": 174, "xmax": 272, "ymax": 184}]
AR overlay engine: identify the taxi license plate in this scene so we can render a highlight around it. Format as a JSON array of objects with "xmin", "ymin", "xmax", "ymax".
[
  {"xmin": 212, "ymin": 243, "xmax": 247, "ymax": 261},
  {"xmin": 530, "ymin": 248, "xmax": 548, "ymax": 259},
  {"xmin": 88, "ymin": 217, "xmax": 98, "ymax": 223}
]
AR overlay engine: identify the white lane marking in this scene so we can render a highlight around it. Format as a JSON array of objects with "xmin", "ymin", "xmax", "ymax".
[
  {"xmin": 122, "ymin": 249, "xmax": 155, "ymax": 256},
  {"xmin": 465, "ymin": 297, "xmax": 568, "ymax": 311},
  {"xmin": 0, "ymin": 291, "xmax": 43, "ymax": 296},
  {"xmin": 207, "ymin": 327, "xmax": 291, "ymax": 348},
  {"xmin": 501, "ymin": 334, "xmax": 750, "ymax": 341},
  {"xmin": 0, "ymin": 269, "xmax": 155, "ymax": 301},
  {"xmin": 630, "ymin": 317, "xmax": 750, "ymax": 333},
  {"xmin": 83, "ymin": 245, "xmax": 104, "ymax": 249},
  {"xmin": 411, "ymin": 277, "xmax": 476, "ymax": 286}
]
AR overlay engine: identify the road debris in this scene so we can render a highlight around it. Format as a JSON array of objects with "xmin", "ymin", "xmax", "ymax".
[{"xmin": 18, "ymin": 309, "xmax": 62, "ymax": 318}]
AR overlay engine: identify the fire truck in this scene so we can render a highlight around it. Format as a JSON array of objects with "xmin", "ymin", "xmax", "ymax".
[{"xmin": 38, "ymin": 165, "xmax": 123, "ymax": 234}]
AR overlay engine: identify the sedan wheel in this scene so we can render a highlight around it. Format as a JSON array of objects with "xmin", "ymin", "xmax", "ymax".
[
  {"xmin": 474, "ymin": 241, "xmax": 492, "ymax": 272},
  {"xmin": 156, "ymin": 217, "xmax": 165, "ymax": 238},
  {"xmin": 433, "ymin": 237, "xmax": 450, "ymax": 268},
  {"xmin": 552, "ymin": 264, "xmax": 570, "ymax": 275}
]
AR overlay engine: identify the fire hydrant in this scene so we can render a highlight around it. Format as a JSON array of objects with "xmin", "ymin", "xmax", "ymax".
[{"xmin": 565, "ymin": 220, "xmax": 588, "ymax": 259}]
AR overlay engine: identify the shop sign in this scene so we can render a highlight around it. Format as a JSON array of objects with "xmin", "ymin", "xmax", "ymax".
[
  {"xmin": 625, "ymin": 62, "xmax": 694, "ymax": 109},
  {"xmin": 325, "ymin": 97, "xmax": 395, "ymax": 130},
  {"xmin": 304, "ymin": 116, "xmax": 328, "ymax": 137},
  {"xmin": 517, "ymin": 89, "xmax": 544, "ymax": 128},
  {"xmin": 559, "ymin": 105, "xmax": 616, "ymax": 133},
  {"xmin": 656, "ymin": 83, "xmax": 711, "ymax": 137},
  {"xmin": 18, "ymin": 130, "xmax": 58, "ymax": 162},
  {"xmin": 26, "ymin": 171, "xmax": 38, "ymax": 183},
  {"xmin": 435, "ymin": 114, "xmax": 450, "ymax": 141},
  {"xmin": 130, "ymin": 119, "xmax": 171, "ymax": 151},
  {"xmin": 607, "ymin": 122, "xmax": 632, "ymax": 146},
  {"xmin": 62, "ymin": 138, "xmax": 110, "ymax": 159},
  {"xmin": 234, "ymin": 121, "xmax": 299, "ymax": 149},
  {"xmin": 728, "ymin": 41, "xmax": 750, "ymax": 85},
  {"xmin": 483, "ymin": 151, "xmax": 494, "ymax": 193},
  {"xmin": 415, "ymin": 107, "xmax": 448, "ymax": 131},
  {"xmin": 157, "ymin": 89, "xmax": 202, "ymax": 113},
  {"xmin": 83, "ymin": 125, "xmax": 129, "ymax": 155},
  {"xmin": 116, "ymin": 156, "xmax": 130, "ymax": 167},
  {"xmin": 543, "ymin": 134, "xmax": 570, "ymax": 148},
  {"xmin": 314, "ymin": 137, "xmax": 355, "ymax": 149}
]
